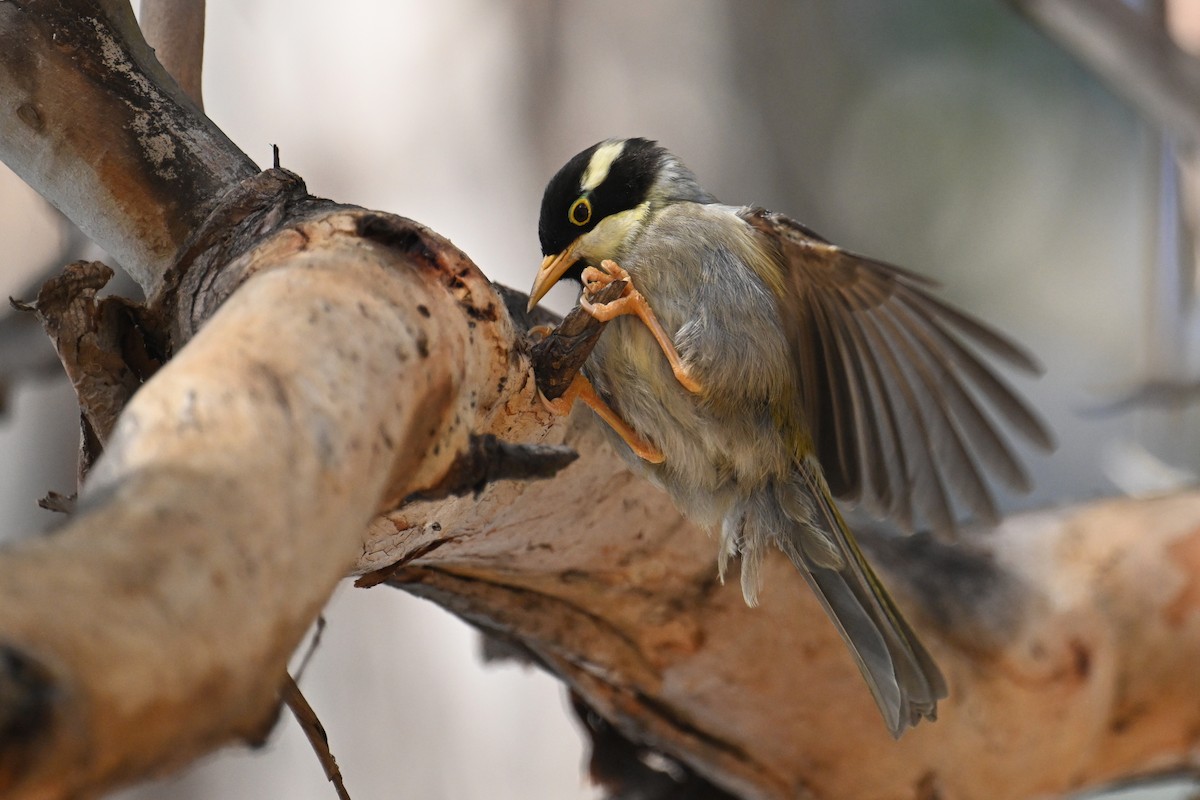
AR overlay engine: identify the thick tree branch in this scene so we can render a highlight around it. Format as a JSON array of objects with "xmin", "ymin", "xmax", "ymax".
[
  {"xmin": 371, "ymin": 478, "xmax": 1200, "ymax": 800},
  {"xmin": 0, "ymin": 2, "xmax": 556, "ymax": 796}
]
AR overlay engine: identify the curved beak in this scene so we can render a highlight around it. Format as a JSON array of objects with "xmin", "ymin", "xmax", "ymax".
[{"xmin": 527, "ymin": 238, "xmax": 582, "ymax": 312}]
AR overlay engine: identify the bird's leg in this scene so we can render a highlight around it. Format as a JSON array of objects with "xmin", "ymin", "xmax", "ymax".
[
  {"xmin": 580, "ymin": 260, "xmax": 702, "ymax": 394},
  {"xmin": 540, "ymin": 373, "xmax": 665, "ymax": 463}
]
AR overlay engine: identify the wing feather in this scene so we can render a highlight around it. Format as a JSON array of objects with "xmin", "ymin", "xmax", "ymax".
[{"xmin": 741, "ymin": 208, "xmax": 1052, "ymax": 534}]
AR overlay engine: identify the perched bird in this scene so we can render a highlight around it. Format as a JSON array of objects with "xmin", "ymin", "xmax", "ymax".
[{"xmin": 527, "ymin": 137, "xmax": 1052, "ymax": 736}]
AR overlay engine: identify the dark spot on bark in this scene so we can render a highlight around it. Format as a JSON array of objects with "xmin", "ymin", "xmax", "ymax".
[
  {"xmin": 1069, "ymin": 639, "xmax": 1091, "ymax": 681},
  {"xmin": 356, "ymin": 214, "xmax": 438, "ymax": 266},
  {"xmin": 916, "ymin": 771, "xmax": 943, "ymax": 800},
  {"xmin": 1110, "ymin": 698, "xmax": 1148, "ymax": 734},
  {"xmin": 417, "ymin": 304, "xmax": 430, "ymax": 318},
  {"xmin": 16, "ymin": 103, "xmax": 44, "ymax": 132},
  {"xmin": 415, "ymin": 332, "xmax": 429, "ymax": 359},
  {"xmin": 430, "ymin": 521, "xmax": 442, "ymax": 532},
  {"xmin": 464, "ymin": 302, "xmax": 497, "ymax": 322},
  {"xmin": 0, "ymin": 644, "xmax": 56, "ymax": 764},
  {"xmin": 255, "ymin": 363, "xmax": 291, "ymax": 416},
  {"xmin": 856, "ymin": 526, "xmax": 1028, "ymax": 651}
]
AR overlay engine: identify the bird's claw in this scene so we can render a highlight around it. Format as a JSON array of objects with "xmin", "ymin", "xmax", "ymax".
[
  {"xmin": 527, "ymin": 323, "xmax": 555, "ymax": 341},
  {"xmin": 581, "ymin": 260, "xmax": 703, "ymax": 396},
  {"xmin": 582, "ymin": 260, "xmax": 631, "ymax": 293}
]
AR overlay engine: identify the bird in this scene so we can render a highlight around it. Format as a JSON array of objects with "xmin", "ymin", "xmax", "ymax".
[{"xmin": 526, "ymin": 137, "xmax": 1053, "ymax": 736}]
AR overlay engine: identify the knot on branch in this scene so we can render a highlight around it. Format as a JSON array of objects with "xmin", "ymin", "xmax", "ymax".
[{"xmin": 161, "ymin": 167, "xmax": 330, "ymax": 346}]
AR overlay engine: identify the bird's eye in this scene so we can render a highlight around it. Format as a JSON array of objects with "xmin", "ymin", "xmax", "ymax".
[{"xmin": 569, "ymin": 197, "xmax": 592, "ymax": 226}]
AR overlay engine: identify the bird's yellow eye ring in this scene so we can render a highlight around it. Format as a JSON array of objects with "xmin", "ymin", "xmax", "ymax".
[{"xmin": 569, "ymin": 197, "xmax": 592, "ymax": 226}]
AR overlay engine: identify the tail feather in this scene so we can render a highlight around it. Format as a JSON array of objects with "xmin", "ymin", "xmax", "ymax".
[{"xmin": 733, "ymin": 460, "xmax": 947, "ymax": 737}]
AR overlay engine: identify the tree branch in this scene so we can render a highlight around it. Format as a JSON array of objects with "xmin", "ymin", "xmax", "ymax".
[
  {"xmin": 0, "ymin": 0, "xmax": 255, "ymax": 294},
  {"xmin": 373, "ymin": 481, "xmax": 1200, "ymax": 800},
  {"xmin": 1004, "ymin": 0, "xmax": 1200, "ymax": 150},
  {"xmin": 138, "ymin": 0, "xmax": 206, "ymax": 109}
]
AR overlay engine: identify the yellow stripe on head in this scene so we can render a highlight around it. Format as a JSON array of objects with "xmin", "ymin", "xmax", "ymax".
[{"xmin": 581, "ymin": 140, "xmax": 627, "ymax": 192}]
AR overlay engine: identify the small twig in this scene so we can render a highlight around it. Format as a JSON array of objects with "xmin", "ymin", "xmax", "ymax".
[
  {"xmin": 405, "ymin": 433, "xmax": 578, "ymax": 503},
  {"xmin": 1081, "ymin": 378, "xmax": 1200, "ymax": 416},
  {"xmin": 529, "ymin": 279, "xmax": 626, "ymax": 401},
  {"xmin": 292, "ymin": 616, "xmax": 326, "ymax": 683},
  {"xmin": 280, "ymin": 673, "xmax": 351, "ymax": 800}
]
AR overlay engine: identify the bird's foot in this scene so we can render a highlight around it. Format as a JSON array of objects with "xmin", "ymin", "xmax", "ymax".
[
  {"xmin": 580, "ymin": 260, "xmax": 703, "ymax": 395},
  {"xmin": 539, "ymin": 372, "xmax": 665, "ymax": 463}
]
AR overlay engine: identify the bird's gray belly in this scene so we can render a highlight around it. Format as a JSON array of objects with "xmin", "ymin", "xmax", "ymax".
[{"xmin": 583, "ymin": 238, "xmax": 795, "ymax": 528}]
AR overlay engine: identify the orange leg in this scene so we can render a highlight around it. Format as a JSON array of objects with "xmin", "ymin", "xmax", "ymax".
[
  {"xmin": 580, "ymin": 260, "xmax": 702, "ymax": 395},
  {"xmin": 541, "ymin": 373, "xmax": 665, "ymax": 464}
]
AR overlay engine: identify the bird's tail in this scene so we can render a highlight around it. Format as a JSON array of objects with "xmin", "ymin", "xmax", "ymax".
[{"xmin": 728, "ymin": 459, "xmax": 947, "ymax": 737}]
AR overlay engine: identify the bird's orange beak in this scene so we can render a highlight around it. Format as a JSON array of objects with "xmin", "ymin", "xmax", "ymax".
[{"xmin": 527, "ymin": 238, "xmax": 582, "ymax": 312}]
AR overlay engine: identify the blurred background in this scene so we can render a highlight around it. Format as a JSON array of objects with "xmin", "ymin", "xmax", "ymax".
[{"xmin": 0, "ymin": 0, "xmax": 1196, "ymax": 797}]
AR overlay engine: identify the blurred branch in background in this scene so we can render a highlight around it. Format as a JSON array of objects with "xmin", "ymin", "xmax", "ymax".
[
  {"xmin": 1004, "ymin": 0, "xmax": 1200, "ymax": 151},
  {"xmin": 1007, "ymin": 0, "xmax": 1200, "ymax": 489},
  {"xmin": 137, "ymin": 0, "xmax": 205, "ymax": 110}
]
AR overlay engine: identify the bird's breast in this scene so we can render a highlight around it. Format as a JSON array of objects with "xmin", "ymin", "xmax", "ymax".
[{"xmin": 582, "ymin": 204, "xmax": 798, "ymax": 518}]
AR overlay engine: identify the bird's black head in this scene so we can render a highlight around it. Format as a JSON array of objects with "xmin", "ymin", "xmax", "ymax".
[{"xmin": 537, "ymin": 138, "xmax": 666, "ymax": 259}]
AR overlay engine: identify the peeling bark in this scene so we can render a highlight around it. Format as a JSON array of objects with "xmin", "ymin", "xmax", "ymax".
[{"xmin": 15, "ymin": 260, "xmax": 160, "ymax": 453}]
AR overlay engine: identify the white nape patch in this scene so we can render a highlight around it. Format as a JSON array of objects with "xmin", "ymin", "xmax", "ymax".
[{"xmin": 581, "ymin": 140, "xmax": 627, "ymax": 192}]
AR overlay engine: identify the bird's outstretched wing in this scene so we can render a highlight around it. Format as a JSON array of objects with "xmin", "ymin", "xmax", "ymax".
[{"xmin": 741, "ymin": 208, "xmax": 1053, "ymax": 535}]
